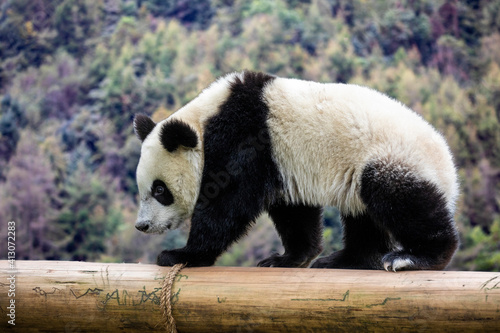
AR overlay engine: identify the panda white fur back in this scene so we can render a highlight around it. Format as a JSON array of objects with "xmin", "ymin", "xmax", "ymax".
[
  {"xmin": 264, "ymin": 78, "xmax": 458, "ymax": 216},
  {"xmin": 134, "ymin": 71, "xmax": 459, "ymax": 271}
]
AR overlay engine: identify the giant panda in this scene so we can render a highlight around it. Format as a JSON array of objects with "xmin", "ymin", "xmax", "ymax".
[{"xmin": 133, "ymin": 70, "xmax": 459, "ymax": 271}]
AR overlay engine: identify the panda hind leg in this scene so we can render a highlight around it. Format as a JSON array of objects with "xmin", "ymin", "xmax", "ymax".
[
  {"xmin": 258, "ymin": 203, "xmax": 323, "ymax": 268},
  {"xmin": 311, "ymin": 213, "xmax": 390, "ymax": 269},
  {"xmin": 360, "ymin": 160, "xmax": 459, "ymax": 272}
]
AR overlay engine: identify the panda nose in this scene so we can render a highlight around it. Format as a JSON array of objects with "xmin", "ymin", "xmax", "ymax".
[{"xmin": 135, "ymin": 221, "xmax": 150, "ymax": 232}]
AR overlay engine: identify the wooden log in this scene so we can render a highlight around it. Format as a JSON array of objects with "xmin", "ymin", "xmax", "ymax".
[{"xmin": 1, "ymin": 260, "xmax": 500, "ymax": 332}]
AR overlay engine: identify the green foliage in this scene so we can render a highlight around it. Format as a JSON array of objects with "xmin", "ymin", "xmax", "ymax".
[
  {"xmin": 143, "ymin": 0, "xmax": 214, "ymax": 29},
  {"xmin": 0, "ymin": 0, "xmax": 499, "ymax": 270},
  {"xmin": 0, "ymin": 0, "xmax": 61, "ymax": 76},
  {"xmin": 0, "ymin": 132, "xmax": 56, "ymax": 259},
  {"xmin": 321, "ymin": 207, "xmax": 343, "ymax": 256},
  {"xmin": 51, "ymin": 164, "xmax": 121, "ymax": 261},
  {"xmin": 54, "ymin": 0, "xmax": 94, "ymax": 57},
  {"xmin": 0, "ymin": 95, "xmax": 27, "ymax": 176},
  {"xmin": 455, "ymin": 219, "xmax": 500, "ymax": 271}
]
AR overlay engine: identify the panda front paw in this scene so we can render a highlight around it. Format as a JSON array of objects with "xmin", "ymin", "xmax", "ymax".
[
  {"xmin": 310, "ymin": 256, "xmax": 331, "ymax": 268},
  {"xmin": 157, "ymin": 250, "xmax": 187, "ymax": 267},
  {"xmin": 311, "ymin": 250, "xmax": 385, "ymax": 269},
  {"xmin": 382, "ymin": 252, "xmax": 417, "ymax": 272},
  {"xmin": 310, "ymin": 250, "xmax": 351, "ymax": 269},
  {"xmin": 157, "ymin": 248, "xmax": 217, "ymax": 267},
  {"xmin": 258, "ymin": 253, "xmax": 313, "ymax": 268}
]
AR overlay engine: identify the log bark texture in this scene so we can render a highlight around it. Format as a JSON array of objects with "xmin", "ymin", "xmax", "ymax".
[{"xmin": 1, "ymin": 260, "xmax": 500, "ymax": 332}]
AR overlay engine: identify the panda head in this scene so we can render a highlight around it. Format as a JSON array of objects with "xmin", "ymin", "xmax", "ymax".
[{"xmin": 133, "ymin": 114, "xmax": 202, "ymax": 234}]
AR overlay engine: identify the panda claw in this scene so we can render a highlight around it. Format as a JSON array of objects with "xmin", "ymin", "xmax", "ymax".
[
  {"xmin": 383, "ymin": 261, "xmax": 393, "ymax": 272},
  {"xmin": 383, "ymin": 257, "xmax": 415, "ymax": 272}
]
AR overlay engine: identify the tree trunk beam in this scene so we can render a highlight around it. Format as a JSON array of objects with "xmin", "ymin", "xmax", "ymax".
[{"xmin": 1, "ymin": 260, "xmax": 499, "ymax": 332}]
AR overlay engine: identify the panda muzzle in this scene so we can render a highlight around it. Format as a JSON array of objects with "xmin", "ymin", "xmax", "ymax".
[{"xmin": 135, "ymin": 220, "xmax": 151, "ymax": 232}]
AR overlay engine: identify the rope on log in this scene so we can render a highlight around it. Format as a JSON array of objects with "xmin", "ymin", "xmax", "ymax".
[
  {"xmin": 1, "ymin": 260, "xmax": 500, "ymax": 332},
  {"xmin": 161, "ymin": 263, "xmax": 186, "ymax": 333}
]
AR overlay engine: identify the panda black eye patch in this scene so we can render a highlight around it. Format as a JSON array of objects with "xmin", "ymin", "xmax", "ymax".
[{"xmin": 151, "ymin": 180, "xmax": 174, "ymax": 206}]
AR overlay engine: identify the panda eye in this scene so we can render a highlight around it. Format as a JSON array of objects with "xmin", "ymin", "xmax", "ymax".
[
  {"xmin": 151, "ymin": 180, "xmax": 174, "ymax": 206},
  {"xmin": 154, "ymin": 185, "xmax": 164, "ymax": 196}
]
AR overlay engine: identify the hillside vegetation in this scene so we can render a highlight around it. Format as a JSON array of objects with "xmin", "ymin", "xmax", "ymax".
[{"xmin": 1, "ymin": 0, "xmax": 499, "ymax": 270}]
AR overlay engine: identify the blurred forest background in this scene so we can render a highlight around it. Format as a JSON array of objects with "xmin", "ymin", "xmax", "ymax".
[{"xmin": 0, "ymin": 0, "xmax": 499, "ymax": 270}]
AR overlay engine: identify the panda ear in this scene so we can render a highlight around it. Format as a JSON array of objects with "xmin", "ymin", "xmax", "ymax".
[
  {"xmin": 160, "ymin": 119, "xmax": 198, "ymax": 152},
  {"xmin": 134, "ymin": 114, "xmax": 156, "ymax": 142}
]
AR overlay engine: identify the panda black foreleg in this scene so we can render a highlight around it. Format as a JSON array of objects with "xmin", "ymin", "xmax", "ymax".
[
  {"xmin": 258, "ymin": 203, "xmax": 323, "ymax": 268},
  {"xmin": 157, "ymin": 210, "xmax": 255, "ymax": 267},
  {"xmin": 311, "ymin": 213, "xmax": 390, "ymax": 269},
  {"xmin": 359, "ymin": 160, "xmax": 459, "ymax": 271},
  {"xmin": 156, "ymin": 217, "xmax": 252, "ymax": 267}
]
